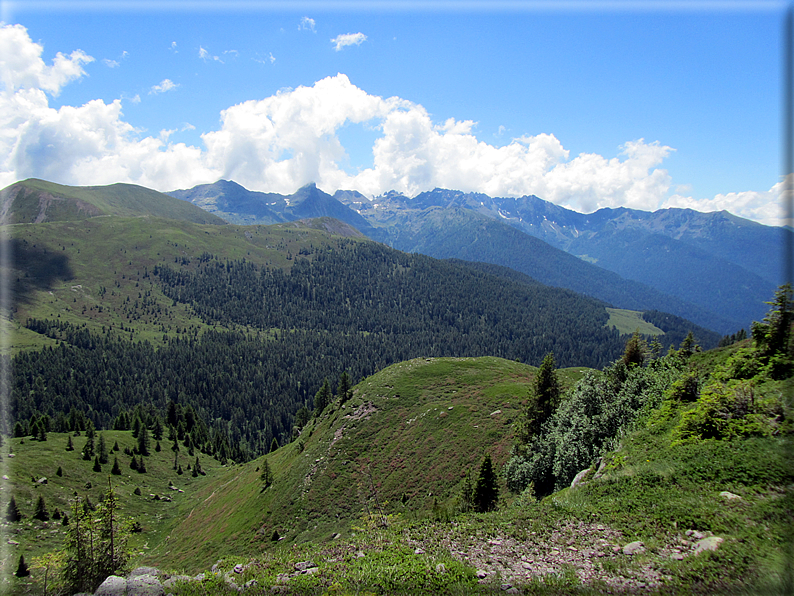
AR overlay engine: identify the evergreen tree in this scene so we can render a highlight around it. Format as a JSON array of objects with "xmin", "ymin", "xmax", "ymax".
[
  {"xmin": 81, "ymin": 433, "xmax": 95, "ymax": 461},
  {"xmin": 34, "ymin": 495, "xmax": 49, "ymax": 521},
  {"xmin": 97, "ymin": 433, "xmax": 108, "ymax": 464},
  {"xmin": 6, "ymin": 495, "xmax": 22, "ymax": 522},
  {"xmin": 15, "ymin": 554, "xmax": 29, "ymax": 577},
  {"xmin": 131, "ymin": 416, "xmax": 141, "ymax": 439},
  {"xmin": 752, "ymin": 283, "xmax": 794, "ymax": 357},
  {"xmin": 66, "ymin": 435, "xmax": 74, "ymax": 451},
  {"xmin": 129, "ymin": 455, "xmax": 139, "ymax": 471},
  {"xmin": 313, "ymin": 378, "xmax": 332, "ymax": 416},
  {"xmin": 93, "ymin": 456, "xmax": 102, "ymax": 473},
  {"xmin": 269, "ymin": 437, "xmax": 279, "ymax": 453},
  {"xmin": 473, "ymin": 454, "xmax": 499, "ymax": 513},
  {"xmin": 260, "ymin": 459, "xmax": 273, "ymax": 489},
  {"xmin": 678, "ymin": 331, "xmax": 700, "ymax": 359},
  {"xmin": 518, "ymin": 352, "xmax": 561, "ymax": 442},
  {"xmin": 112, "ymin": 440, "xmax": 120, "ymax": 452},
  {"xmin": 152, "ymin": 417, "xmax": 164, "ymax": 441},
  {"xmin": 622, "ymin": 330, "xmax": 647, "ymax": 368},
  {"xmin": 111, "ymin": 456, "xmax": 122, "ymax": 475},
  {"xmin": 137, "ymin": 425, "xmax": 150, "ymax": 457},
  {"xmin": 137, "ymin": 457, "xmax": 147, "ymax": 473},
  {"xmin": 56, "ymin": 466, "xmax": 63, "ymax": 477},
  {"xmin": 336, "ymin": 371, "xmax": 353, "ymax": 404}
]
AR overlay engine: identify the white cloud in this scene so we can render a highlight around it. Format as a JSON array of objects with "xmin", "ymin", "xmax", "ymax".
[
  {"xmin": 0, "ymin": 24, "xmax": 783, "ymax": 227},
  {"xmin": 149, "ymin": 79, "xmax": 178, "ymax": 95},
  {"xmin": 331, "ymin": 33, "xmax": 367, "ymax": 51},
  {"xmin": 198, "ymin": 46, "xmax": 223, "ymax": 63},
  {"xmin": 662, "ymin": 180, "xmax": 787, "ymax": 227},
  {"xmin": 0, "ymin": 23, "xmax": 93, "ymax": 97},
  {"xmin": 103, "ymin": 59, "xmax": 120, "ymax": 68},
  {"xmin": 300, "ymin": 17, "xmax": 316, "ymax": 32},
  {"xmin": 170, "ymin": 41, "xmax": 178, "ymax": 52}
]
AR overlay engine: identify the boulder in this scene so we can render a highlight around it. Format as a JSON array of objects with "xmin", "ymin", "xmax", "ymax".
[
  {"xmin": 622, "ymin": 541, "xmax": 645, "ymax": 555},
  {"xmin": 720, "ymin": 491, "xmax": 741, "ymax": 500},
  {"xmin": 694, "ymin": 536, "xmax": 723, "ymax": 555},
  {"xmin": 570, "ymin": 468, "xmax": 589, "ymax": 489},
  {"xmin": 126, "ymin": 573, "xmax": 164, "ymax": 596},
  {"xmin": 94, "ymin": 575, "xmax": 127, "ymax": 596}
]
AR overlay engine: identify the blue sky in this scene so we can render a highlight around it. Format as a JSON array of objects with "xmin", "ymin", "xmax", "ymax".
[{"xmin": 0, "ymin": 1, "xmax": 788, "ymax": 224}]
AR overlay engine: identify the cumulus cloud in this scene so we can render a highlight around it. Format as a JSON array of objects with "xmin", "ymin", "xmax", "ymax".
[
  {"xmin": 149, "ymin": 78, "xmax": 178, "ymax": 95},
  {"xmin": 103, "ymin": 59, "xmax": 120, "ymax": 68},
  {"xmin": 0, "ymin": 23, "xmax": 93, "ymax": 97},
  {"xmin": 300, "ymin": 17, "xmax": 316, "ymax": 32},
  {"xmin": 331, "ymin": 33, "xmax": 367, "ymax": 51},
  {"xmin": 662, "ymin": 180, "xmax": 787, "ymax": 227},
  {"xmin": 0, "ymin": 24, "xmax": 783, "ymax": 227}
]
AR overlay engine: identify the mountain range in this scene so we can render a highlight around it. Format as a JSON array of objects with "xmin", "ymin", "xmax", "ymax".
[{"xmin": 167, "ymin": 179, "xmax": 785, "ymax": 335}]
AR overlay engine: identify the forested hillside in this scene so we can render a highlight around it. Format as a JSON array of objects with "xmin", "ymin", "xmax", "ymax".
[{"xmin": 10, "ymin": 238, "xmax": 638, "ymax": 460}]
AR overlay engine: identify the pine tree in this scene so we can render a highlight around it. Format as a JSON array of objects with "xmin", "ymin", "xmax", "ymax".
[
  {"xmin": 260, "ymin": 459, "xmax": 273, "ymax": 489},
  {"xmin": 81, "ymin": 433, "xmax": 95, "ymax": 461},
  {"xmin": 15, "ymin": 554, "xmax": 30, "ymax": 577},
  {"xmin": 473, "ymin": 454, "xmax": 499, "ymax": 513},
  {"xmin": 622, "ymin": 330, "xmax": 647, "ymax": 367},
  {"xmin": 33, "ymin": 495, "xmax": 49, "ymax": 521},
  {"xmin": 130, "ymin": 455, "xmax": 139, "ymax": 471},
  {"xmin": 93, "ymin": 456, "xmax": 102, "ymax": 473},
  {"xmin": 66, "ymin": 434, "xmax": 74, "ymax": 451},
  {"xmin": 269, "ymin": 437, "xmax": 279, "ymax": 453},
  {"xmin": 678, "ymin": 331, "xmax": 699, "ymax": 359},
  {"xmin": 336, "ymin": 371, "xmax": 353, "ymax": 404},
  {"xmin": 56, "ymin": 466, "xmax": 63, "ymax": 477},
  {"xmin": 111, "ymin": 456, "xmax": 122, "ymax": 475},
  {"xmin": 313, "ymin": 378, "xmax": 332, "ymax": 416},
  {"xmin": 137, "ymin": 425, "xmax": 150, "ymax": 457},
  {"xmin": 6, "ymin": 496, "xmax": 22, "ymax": 522},
  {"xmin": 519, "ymin": 352, "xmax": 561, "ymax": 442},
  {"xmin": 98, "ymin": 433, "xmax": 108, "ymax": 464}
]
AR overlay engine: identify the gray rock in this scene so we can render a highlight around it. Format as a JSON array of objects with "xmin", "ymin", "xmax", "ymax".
[
  {"xmin": 233, "ymin": 564, "xmax": 244, "ymax": 574},
  {"xmin": 129, "ymin": 567, "xmax": 161, "ymax": 578},
  {"xmin": 694, "ymin": 536, "xmax": 723, "ymax": 555},
  {"xmin": 476, "ymin": 569, "xmax": 488, "ymax": 579},
  {"xmin": 162, "ymin": 575, "xmax": 192, "ymax": 589},
  {"xmin": 593, "ymin": 457, "xmax": 607, "ymax": 479},
  {"xmin": 126, "ymin": 574, "xmax": 165, "ymax": 596},
  {"xmin": 294, "ymin": 561, "xmax": 316, "ymax": 571},
  {"xmin": 720, "ymin": 491, "xmax": 741, "ymax": 500},
  {"xmin": 244, "ymin": 579, "xmax": 258, "ymax": 590},
  {"xmin": 622, "ymin": 541, "xmax": 645, "ymax": 555},
  {"xmin": 570, "ymin": 468, "xmax": 589, "ymax": 489},
  {"xmin": 414, "ymin": 548, "xmax": 425, "ymax": 555},
  {"xmin": 500, "ymin": 584, "xmax": 513, "ymax": 591},
  {"xmin": 435, "ymin": 563, "xmax": 446, "ymax": 573},
  {"xmin": 95, "ymin": 575, "xmax": 127, "ymax": 596}
]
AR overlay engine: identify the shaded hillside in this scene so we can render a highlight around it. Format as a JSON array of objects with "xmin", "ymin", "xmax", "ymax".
[
  {"xmin": 336, "ymin": 187, "xmax": 780, "ymax": 333},
  {"xmin": 1, "ymin": 179, "xmax": 226, "ymax": 225},
  {"xmin": 363, "ymin": 205, "xmax": 736, "ymax": 334}
]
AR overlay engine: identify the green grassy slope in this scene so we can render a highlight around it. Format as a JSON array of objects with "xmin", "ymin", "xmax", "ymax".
[
  {"xmin": 3, "ymin": 217, "xmax": 363, "ymax": 353},
  {"xmin": 1, "ymin": 430, "xmax": 227, "ymax": 594},
  {"xmin": 1, "ymin": 179, "xmax": 226, "ymax": 225},
  {"xmin": 151, "ymin": 356, "xmax": 586, "ymax": 572}
]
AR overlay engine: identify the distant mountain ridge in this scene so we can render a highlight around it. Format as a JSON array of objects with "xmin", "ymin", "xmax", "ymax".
[{"xmin": 166, "ymin": 179, "xmax": 770, "ymax": 334}]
